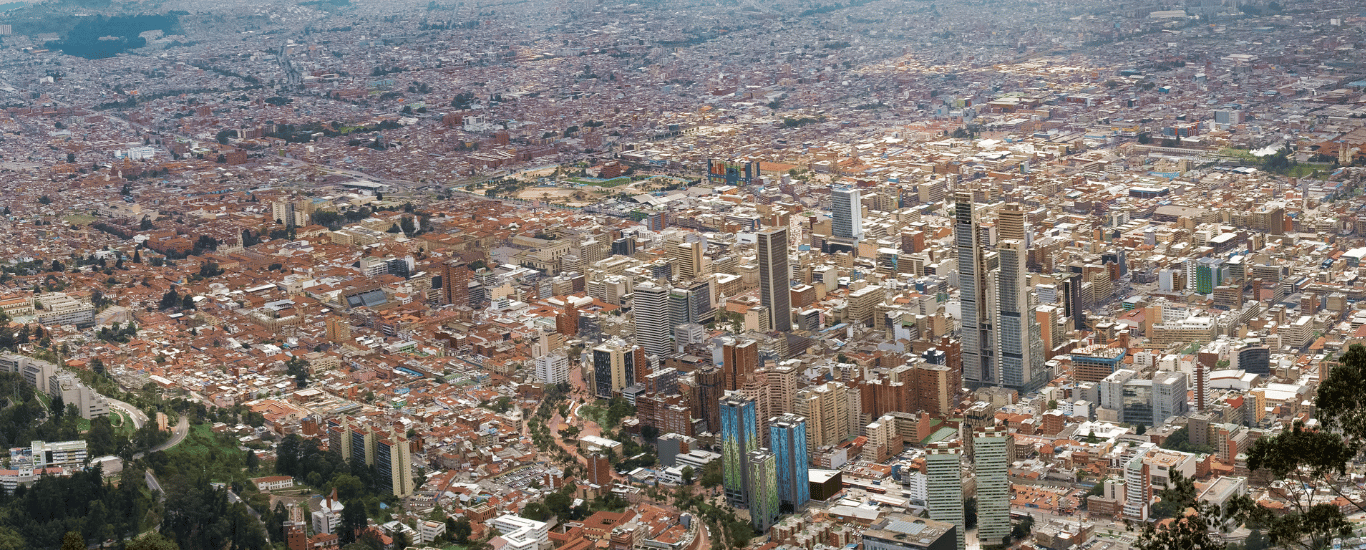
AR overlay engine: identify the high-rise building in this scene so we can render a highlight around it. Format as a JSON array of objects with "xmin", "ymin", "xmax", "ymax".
[
  {"xmin": 327, "ymin": 418, "xmax": 353, "ymax": 462},
  {"xmin": 997, "ymin": 202, "xmax": 1026, "ymax": 244},
  {"xmin": 1123, "ymin": 443, "xmax": 1156, "ymax": 521},
  {"xmin": 376, "ymin": 432, "xmax": 414, "ymax": 497},
  {"xmin": 769, "ymin": 414, "xmax": 810, "ymax": 511},
  {"xmin": 325, "ymin": 316, "xmax": 351, "ymax": 344},
  {"xmin": 534, "ymin": 353, "xmax": 569, "ymax": 385},
  {"xmin": 997, "ymin": 239, "xmax": 1045, "ymax": 393},
  {"xmin": 632, "ymin": 282, "xmax": 673, "ymax": 359},
  {"xmin": 720, "ymin": 338, "xmax": 760, "ymax": 391},
  {"xmin": 832, "ymin": 186, "xmax": 864, "ymax": 241},
  {"xmin": 926, "ymin": 442, "xmax": 966, "ymax": 550},
  {"xmin": 588, "ymin": 452, "xmax": 612, "ymax": 486},
  {"xmin": 1062, "ymin": 268, "xmax": 1086, "ymax": 331},
  {"xmin": 757, "ymin": 227, "xmax": 792, "ymax": 332},
  {"xmin": 591, "ymin": 341, "xmax": 642, "ymax": 399},
  {"xmin": 672, "ymin": 240, "xmax": 705, "ymax": 281},
  {"xmin": 272, "ymin": 200, "xmax": 310, "ymax": 227},
  {"xmin": 762, "ymin": 363, "xmax": 799, "ymax": 416},
  {"xmin": 956, "ymin": 192, "xmax": 994, "ymax": 388},
  {"xmin": 794, "ymin": 381, "xmax": 854, "ymax": 453},
  {"xmin": 746, "ymin": 450, "xmax": 780, "ymax": 533},
  {"xmin": 694, "ymin": 366, "xmax": 725, "ymax": 433},
  {"xmin": 973, "ymin": 426, "xmax": 1010, "ymax": 548},
  {"xmin": 441, "ymin": 260, "xmax": 472, "ymax": 308},
  {"xmin": 719, "ymin": 393, "xmax": 760, "ymax": 506}
]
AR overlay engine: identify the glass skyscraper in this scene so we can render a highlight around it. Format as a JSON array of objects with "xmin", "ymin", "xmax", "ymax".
[
  {"xmin": 769, "ymin": 414, "xmax": 810, "ymax": 512},
  {"xmin": 719, "ymin": 392, "xmax": 759, "ymax": 506},
  {"xmin": 831, "ymin": 186, "xmax": 863, "ymax": 241}
]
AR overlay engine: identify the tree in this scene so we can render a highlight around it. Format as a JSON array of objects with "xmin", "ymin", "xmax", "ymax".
[
  {"xmin": 60, "ymin": 532, "xmax": 84, "ymax": 550},
  {"xmin": 38, "ymin": 195, "xmax": 52, "ymax": 205},
  {"xmin": 700, "ymin": 458, "xmax": 722, "ymax": 488},
  {"xmin": 339, "ymin": 500, "xmax": 368, "ymax": 544},
  {"xmin": 51, "ymin": 393, "xmax": 64, "ymax": 418},
  {"xmin": 448, "ymin": 517, "xmax": 472, "ymax": 544},
  {"xmin": 245, "ymin": 450, "xmax": 259, "ymax": 472},
  {"xmin": 1213, "ymin": 345, "xmax": 1366, "ymax": 550},
  {"xmin": 1136, "ymin": 471, "xmax": 1228, "ymax": 550},
  {"xmin": 125, "ymin": 533, "xmax": 181, "ymax": 550},
  {"xmin": 159, "ymin": 289, "xmax": 180, "ymax": 311},
  {"xmin": 1151, "ymin": 471, "xmax": 1199, "ymax": 520},
  {"xmin": 681, "ymin": 465, "xmax": 694, "ymax": 485}
]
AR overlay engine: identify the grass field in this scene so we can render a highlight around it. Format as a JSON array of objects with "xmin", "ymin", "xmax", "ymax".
[
  {"xmin": 63, "ymin": 214, "xmax": 98, "ymax": 225},
  {"xmin": 164, "ymin": 423, "xmax": 250, "ymax": 483},
  {"xmin": 568, "ymin": 177, "xmax": 632, "ymax": 187},
  {"xmin": 109, "ymin": 409, "xmax": 136, "ymax": 438}
]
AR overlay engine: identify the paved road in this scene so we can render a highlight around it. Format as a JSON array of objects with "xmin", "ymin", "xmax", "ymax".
[
  {"xmin": 134, "ymin": 416, "xmax": 189, "ymax": 460},
  {"xmin": 227, "ymin": 488, "xmax": 273, "ymax": 544},
  {"xmin": 145, "ymin": 470, "xmax": 165, "ymax": 501},
  {"xmin": 107, "ymin": 398, "xmax": 147, "ymax": 429}
]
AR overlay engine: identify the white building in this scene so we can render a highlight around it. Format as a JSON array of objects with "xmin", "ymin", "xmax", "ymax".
[
  {"xmin": 489, "ymin": 515, "xmax": 548, "ymax": 550},
  {"xmin": 534, "ymin": 352, "xmax": 569, "ymax": 385},
  {"xmin": 417, "ymin": 520, "xmax": 446, "ymax": 544},
  {"xmin": 34, "ymin": 293, "xmax": 94, "ymax": 327},
  {"xmin": 312, "ymin": 491, "xmax": 345, "ymax": 535}
]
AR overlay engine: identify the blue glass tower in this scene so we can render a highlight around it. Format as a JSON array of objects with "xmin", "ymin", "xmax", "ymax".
[
  {"xmin": 769, "ymin": 414, "xmax": 810, "ymax": 511},
  {"xmin": 719, "ymin": 392, "xmax": 758, "ymax": 506}
]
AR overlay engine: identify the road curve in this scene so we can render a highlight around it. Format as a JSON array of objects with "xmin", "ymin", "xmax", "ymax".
[
  {"xmin": 134, "ymin": 415, "xmax": 189, "ymax": 460},
  {"xmin": 108, "ymin": 398, "xmax": 148, "ymax": 429}
]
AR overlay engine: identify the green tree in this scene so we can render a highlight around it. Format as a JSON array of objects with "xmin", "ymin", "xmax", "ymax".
[
  {"xmin": 681, "ymin": 465, "xmax": 694, "ymax": 485},
  {"xmin": 1136, "ymin": 471, "xmax": 1227, "ymax": 550},
  {"xmin": 700, "ymin": 459, "xmax": 722, "ymax": 487},
  {"xmin": 0, "ymin": 527, "xmax": 24, "ymax": 550},
  {"xmin": 448, "ymin": 517, "xmax": 472, "ymax": 544},
  {"xmin": 60, "ymin": 532, "xmax": 84, "ymax": 550},
  {"xmin": 340, "ymin": 500, "xmax": 368, "ymax": 544},
  {"xmin": 125, "ymin": 533, "xmax": 180, "ymax": 550},
  {"xmin": 1202, "ymin": 345, "xmax": 1366, "ymax": 550}
]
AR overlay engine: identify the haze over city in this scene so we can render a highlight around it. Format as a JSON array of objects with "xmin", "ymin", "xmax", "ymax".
[{"xmin": 0, "ymin": 1, "xmax": 1362, "ymax": 550}]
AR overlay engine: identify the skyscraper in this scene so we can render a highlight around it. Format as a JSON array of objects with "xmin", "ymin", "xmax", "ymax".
[
  {"xmin": 997, "ymin": 239, "xmax": 1045, "ymax": 393},
  {"xmin": 926, "ymin": 442, "xmax": 966, "ymax": 550},
  {"xmin": 719, "ymin": 393, "xmax": 760, "ymax": 506},
  {"xmin": 997, "ymin": 202, "xmax": 1026, "ymax": 244},
  {"xmin": 633, "ymin": 282, "xmax": 673, "ymax": 359},
  {"xmin": 973, "ymin": 426, "xmax": 1009, "ymax": 548},
  {"xmin": 671, "ymin": 240, "xmax": 705, "ymax": 281},
  {"xmin": 794, "ymin": 381, "xmax": 854, "ymax": 453},
  {"xmin": 441, "ymin": 260, "xmax": 472, "ymax": 308},
  {"xmin": 955, "ymin": 192, "xmax": 994, "ymax": 388},
  {"xmin": 757, "ymin": 227, "xmax": 792, "ymax": 332},
  {"xmin": 831, "ymin": 186, "xmax": 863, "ymax": 241},
  {"xmin": 769, "ymin": 414, "xmax": 810, "ymax": 512},
  {"xmin": 591, "ymin": 341, "xmax": 641, "ymax": 399},
  {"xmin": 376, "ymin": 432, "xmax": 414, "ymax": 497},
  {"xmin": 746, "ymin": 450, "xmax": 780, "ymax": 533},
  {"xmin": 720, "ymin": 338, "xmax": 759, "ymax": 391}
]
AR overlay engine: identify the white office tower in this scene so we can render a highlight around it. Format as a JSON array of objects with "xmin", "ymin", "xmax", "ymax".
[
  {"xmin": 926, "ymin": 442, "xmax": 966, "ymax": 550},
  {"xmin": 633, "ymin": 282, "xmax": 673, "ymax": 359}
]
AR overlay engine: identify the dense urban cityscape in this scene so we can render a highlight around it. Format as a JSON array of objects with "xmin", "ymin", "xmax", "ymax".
[{"xmin": 0, "ymin": 0, "xmax": 1364, "ymax": 549}]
